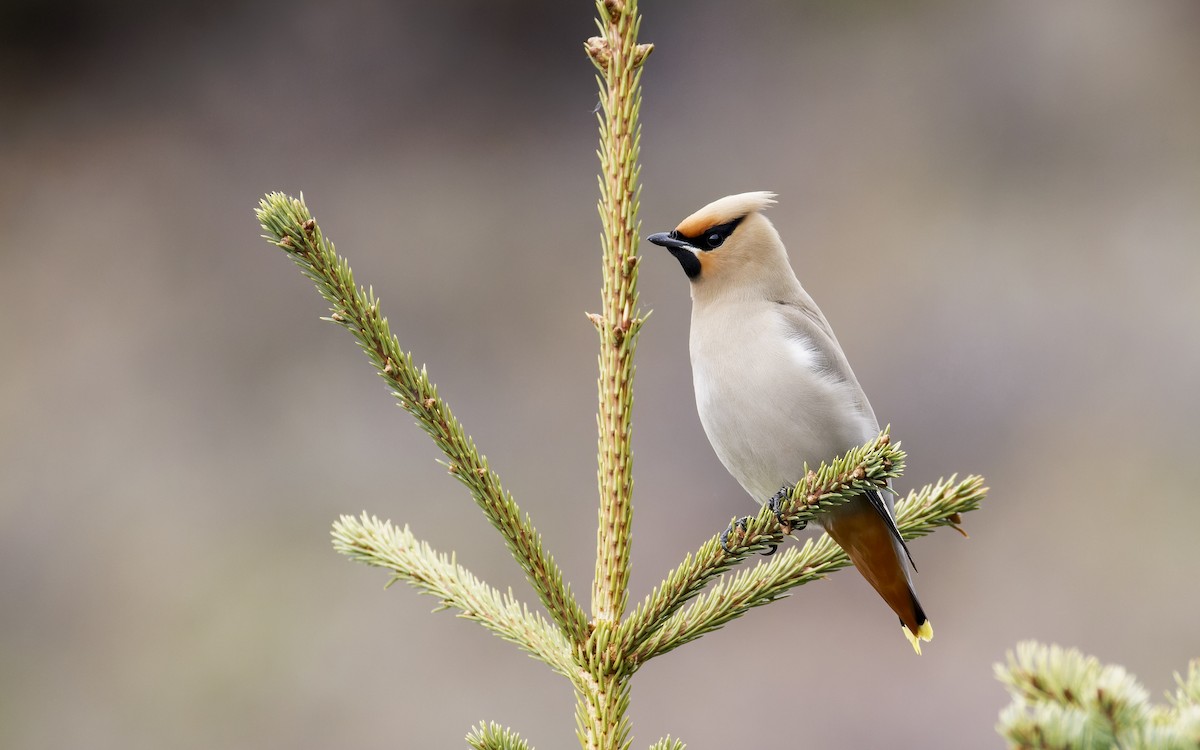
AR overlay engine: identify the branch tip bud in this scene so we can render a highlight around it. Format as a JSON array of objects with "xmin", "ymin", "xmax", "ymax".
[
  {"xmin": 633, "ymin": 43, "xmax": 654, "ymax": 68},
  {"xmin": 584, "ymin": 36, "xmax": 612, "ymax": 67}
]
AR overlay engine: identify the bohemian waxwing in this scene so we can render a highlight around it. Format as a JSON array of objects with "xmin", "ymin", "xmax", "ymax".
[{"xmin": 648, "ymin": 191, "xmax": 933, "ymax": 653}]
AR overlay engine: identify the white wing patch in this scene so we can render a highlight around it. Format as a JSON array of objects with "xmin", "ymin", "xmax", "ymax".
[
  {"xmin": 782, "ymin": 330, "xmax": 822, "ymax": 372},
  {"xmin": 779, "ymin": 322, "xmax": 843, "ymax": 389}
]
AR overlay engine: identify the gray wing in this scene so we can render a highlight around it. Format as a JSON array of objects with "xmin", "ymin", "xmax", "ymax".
[
  {"xmin": 774, "ymin": 299, "xmax": 914, "ymax": 566},
  {"xmin": 772, "ymin": 298, "xmax": 878, "ymax": 428}
]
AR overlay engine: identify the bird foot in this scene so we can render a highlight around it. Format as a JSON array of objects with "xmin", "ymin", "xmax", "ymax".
[
  {"xmin": 767, "ymin": 484, "xmax": 806, "ymax": 535},
  {"xmin": 720, "ymin": 516, "xmax": 779, "ymax": 556},
  {"xmin": 719, "ymin": 516, "xmax": 751, "ymax": 554}
]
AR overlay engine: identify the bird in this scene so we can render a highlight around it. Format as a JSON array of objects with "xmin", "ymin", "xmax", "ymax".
[{"xmin": 647, "ymin": 191, "xmax": 933, "ymax": 654}]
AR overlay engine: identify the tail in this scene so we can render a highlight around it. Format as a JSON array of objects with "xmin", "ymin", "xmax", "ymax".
[{"xmin": 823, "ymin": 498, "xmax": 933, "ymax": 654}]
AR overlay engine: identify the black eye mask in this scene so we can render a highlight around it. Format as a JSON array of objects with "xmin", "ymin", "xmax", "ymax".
[
  {"xmin": 647, "ymin": 215, "xmax": 745, "ymax": 279},
  {"xmin": 673, "ymin": 217, "xmax": 744, "ymax": 251}
]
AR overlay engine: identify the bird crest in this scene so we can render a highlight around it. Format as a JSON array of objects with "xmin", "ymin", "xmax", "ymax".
[{"xmin": 676, "ymin": 191, "xmax": 777, "ymax": 237}]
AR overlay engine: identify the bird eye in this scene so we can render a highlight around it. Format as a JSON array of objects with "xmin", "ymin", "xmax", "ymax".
[{"xmin": 705, "ymin": 232, "xmax": 724, "ymax": 249}]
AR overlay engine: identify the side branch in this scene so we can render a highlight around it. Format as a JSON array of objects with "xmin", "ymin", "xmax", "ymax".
[
  {"xmin": 631, "ymin": 474, "xmax": 987, "ymax": 662},
  {"xmin": 257, "ymin": 194, "xmax": 588, "ymax": 644},
  {"xmin": 333, "ymin": 514, "xmax": 577, "ymax": 681},
  {"xmin": 617, "ymin": 433, "xmax": 902, "ymax": 654}
]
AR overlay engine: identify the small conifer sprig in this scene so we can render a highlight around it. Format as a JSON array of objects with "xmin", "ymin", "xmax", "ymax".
[
  {"xmin": 996, "ymin": 641, "xmax": 1200, "ymax": 749},
  {"xmin": 466, "ymin": 721, "xmax": 536, "ymax": 750}
]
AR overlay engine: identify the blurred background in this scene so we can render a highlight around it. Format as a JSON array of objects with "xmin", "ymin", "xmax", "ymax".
[{"xmin": 3, "ymin": 0, "xmax": 1199, "ymax": 747}]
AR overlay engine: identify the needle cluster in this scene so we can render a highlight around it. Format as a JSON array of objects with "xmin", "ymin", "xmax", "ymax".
[{"xmin": 996, "ymin": 642, "xmax": 1200, "ymax": 749}]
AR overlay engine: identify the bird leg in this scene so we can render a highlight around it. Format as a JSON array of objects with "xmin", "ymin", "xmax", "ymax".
[
  {"xmin": 719, "ymin": 516, "xmax": 751, "ymax": 554},
  {"xmin": 767, "ymin": 484, "xmax": 806, "ymax": 535},
  {"xmin": 719, "ymin": 516, "xmax": 779, "ymax": 556}
]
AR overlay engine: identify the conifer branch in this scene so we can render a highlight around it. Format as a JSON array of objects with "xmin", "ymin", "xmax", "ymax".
[
  {"xmin": 256, "ymin": 195, "xmax": 588, "ymax": 645},
  {"xmin": 466, "ymin": 721, "xmax": 536, "ymax": 750},
  {"xmin": 618, "ymin": 432, "xmax": 903, "ymax": 654},
  {"xmin": 995, "ymin": 642, "xmax": 1200, "ymax": 749},
  {"xmin": 1173, "ymin": 660, "xmax": 1200, "ymax": 709},
  {"xmin": 631, "ymin": 472, "xmax": 986, "ymax": 662},
  {"xmin": 647, "ymin": 738, "xmax": 686, "ymax": 750},
  {"xmin": 332, "ymin": 514, "xmax": 577, "ymax": 680}
]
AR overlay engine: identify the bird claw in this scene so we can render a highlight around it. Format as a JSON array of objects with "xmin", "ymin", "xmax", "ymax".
[
  {"xmin": 767, "ymin": 484, "xmax": 806, "ymax": 534},
  {"xmin": 720, "ymin": 516, "xmax": 752, "ymax": 554},
  {"xmin": 767, "ymin": 486, "xmax": 789, "ymax": 519},
  {"xmin": 720, "ymin": 516, "xmax": 779, "ymax": 556}
]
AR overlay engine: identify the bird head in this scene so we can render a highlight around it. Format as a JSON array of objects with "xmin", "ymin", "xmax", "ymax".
[{"xmin": 647, "ymin": 191, "xmax": 790, "ymax": 296}]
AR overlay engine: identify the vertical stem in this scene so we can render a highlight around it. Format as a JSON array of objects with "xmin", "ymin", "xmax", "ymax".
[
  {"xmin": 589, "ymin": 0, "xmax": 649, "ymax": 628},
  {"xmin": 575, "ymin": 674, "xmax": 633, "ymax": 750},
  {"xmin": 581, "ymin": 2, "xmax": 650, "ymax": 747}
]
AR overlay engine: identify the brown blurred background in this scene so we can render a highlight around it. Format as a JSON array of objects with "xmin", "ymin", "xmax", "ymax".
[{"xmin": 3, "ymin": 0, "xmax": 1199, "ymax": 747}]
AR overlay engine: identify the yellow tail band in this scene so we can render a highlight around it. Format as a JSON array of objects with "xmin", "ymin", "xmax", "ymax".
[{"xmin": 903, "ymin": 620, "xmax": 935, "ymax": 655}]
